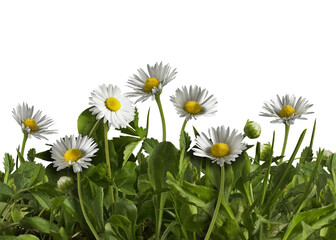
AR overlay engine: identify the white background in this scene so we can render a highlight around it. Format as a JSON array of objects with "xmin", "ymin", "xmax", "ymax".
[{"xmin": 0, "ymin": 1, "xmax": 336, "ymax": 170}]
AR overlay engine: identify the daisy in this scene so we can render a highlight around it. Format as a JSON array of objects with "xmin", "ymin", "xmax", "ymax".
[
  {"xmin": 170, "ymin": 85, "xmax": 217, "ymax": 121},
  {"xmin": 12, "ymin": 102, "xmax": 56, "ymax": 140},
  {"xmin": 126, "ymin": 62, "xmax": 177, "ymax": 103},
  {"xmin": 89, "ymin": 84, "xmax": 135, "ymax": 129},
  {"xmin": 51, "ymin": 134, "xmax": 98, "ymax": 173},
  {"xmin": 260, "ymin": 94, "xmax": 313, "ymax": 125},
  {"xmin": 193, "ymin": 126, "xmax": 246, "ymax": 166}
]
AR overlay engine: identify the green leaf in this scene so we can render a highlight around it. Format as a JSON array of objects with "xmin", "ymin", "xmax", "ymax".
[
  {"xmin": 283, "ymin": 204, "xmax": 334, "ymax": 240},
  {"xmin": 182, "ymin": 181, "xmax": 216, "ymax": 202},
  {"xmin": 86, "ymin": 163, "xmax": 113, "ymax": 187},
  {"xmin": 142, "ymin": 138, "xmax": 159, "ymax": 155},
  {"xmin": 31, "ymin": 191, "xmax": 52, "ymax": 210},
  {"xmin": 122, "ymin": 140, "xmax": 142, "ymax": 167},
  {"xmin": 166, "ymin": 173, "xmax": 206, "ymax": 208},
  {"xmin": 35, "ymin": 149, "xmax": 53, "ymax": 162},
  {"xmin": 20, "ymin": 216, "xmax": 59, "ymax": 234},
  {"xmin": 77, "ymin": 107, "xmax": 102, "ymax": 138},
  {"xmin": 81, "ymin": 176, "xmax": 105, "ymax": 233},
  {"xmin": 17, "ymin": 235, "xmax": 40, "ymax": 240},
  {"xmin": 114, "ymin": 197, "xmax": 138, "ymax": 224},
  {"xmin": 0, "ymin": 182, "xmax": 14, "ymax": 197},
  {"xmin": 30, "ymin": 163, "xmax": 45, "ymax": 186},
  {"xmin": 3, "ymin": 153, "xmax": 15, "ymax": 173},
  {"xmin": 148, "ymin": 141, "xmax": 179, "ymax": 191},
  {"xmin": 299, "ymin": 147, "xmax": 313, "ymax": 163},
  {"xmin": 108, "ymin": 215, "xmax": 133, "ymax": 240},
  {"xmin": 115, "ymin": 162, "xmax": 137, "ymax": 195},
  {"xmin": 13, "ymin": 173, "xmax": 30, "ymax": 191},
  {"xmin": 11, "ymin": 206, "xmax": 21, "ymax": 222},
  {"xmin": 27, "ymin": 148, "xmax": 36, "ymax": 162}
]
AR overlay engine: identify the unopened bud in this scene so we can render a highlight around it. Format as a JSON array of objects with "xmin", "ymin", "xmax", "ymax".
[
  {"xmin": 244, "ymin": 120, "xmax": 261, "ymax": 139},
  {"xmin": 57, "ymin": 176, "xmax": 74, "ymax": 194}
]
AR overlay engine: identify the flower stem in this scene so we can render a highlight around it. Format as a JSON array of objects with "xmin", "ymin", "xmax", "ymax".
[
  {"xmin": 155, "ymin": 94, "xmax": 166, "ymax": 142},
  {"xmin": 104, "ymin": 123, "xmax": 115, "ymax": 212},
  {"xmin": 204, "ymin": 165, "xmax": 225, "ymax": 240},
  {"xmin": 77, "ymin": 172, "xmax": 101, "ymax": 240},
  {"xmin": 18, "ymin": 133, "xmax": 28, "ymax": 167},
  {"xmin": 280, "ymin": 124, "xmax": 290, "ymax": 163}
]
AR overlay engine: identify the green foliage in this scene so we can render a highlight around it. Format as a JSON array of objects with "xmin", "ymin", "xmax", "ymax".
[{"xmin": 2, "ymin": 92, "xmax": 331, "ymax": 240}]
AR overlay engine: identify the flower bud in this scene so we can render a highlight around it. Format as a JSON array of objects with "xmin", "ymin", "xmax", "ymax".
[
  {"xmin": 260, "ymin": 142, "xmax": 273, "ymax": 161},
  {"xmin": 57, "ymin": 176, "xmax": 74, "ymax": 194},
  {"xmin": 244, "ymin": 120, "xmax": 261, "ymax": 139}
]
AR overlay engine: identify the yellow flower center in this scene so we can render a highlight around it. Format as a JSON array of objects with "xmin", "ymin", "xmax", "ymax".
[
  {"xmin": 24, "ymin": 118, "xmax": 38, "ymax": 132},
  {"xmin": 211, "ymin": 143, "xmax": 230, "ymax": 158},
  {"xmin": 105, "ymin": 97, "xmax": 121, "ymax": 111},
  {"xmin": 280, "ymin": 105, "xmax": 296, "ymax": 118},
  {"xmin": 185, "ymin": 101, "xmax": 202, "ymax": 114},
  {"xmin": 64, "ymin": 149, "xmax": 82, "ymax": 162},
  {"xmin": 144, "ymin": 77, "xmax": 160, "ymax": 92}
]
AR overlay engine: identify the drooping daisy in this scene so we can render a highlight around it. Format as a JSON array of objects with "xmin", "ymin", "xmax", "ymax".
[
  {"xmin": 89, "ymin": 84, "xmax": 135, "ymax": 129},
  {"xmin": 126, "ymin": 62, "xmax": 177, "ymax": 103},
  {"xmin": 12, "ymin": 102, "xmax": 56, "ymax": 140},
  {"xmin": 170, "ymin": 85, "xmax": 217, "ymax": 121},
  {"xmin": 193, "ymin": 126, "xmax": 246, "ymax": 166},
  {"xmin": 260, "ymin": 94, "xmax": 313, "ymax": 125},
  {"xmin": 51, "ymin": 135, "xmax": 98, "ymax": 173}
]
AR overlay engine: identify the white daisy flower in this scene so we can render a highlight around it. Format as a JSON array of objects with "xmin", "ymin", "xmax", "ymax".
[
  {"xmin": 89, "ymin": 84, "xmax": 135, "ymax": 129},
  {"xmin": 126, "ymin": 62, "xmax": 177, "ymax": 103},
  {"xmin": 12, "ymin": 102, "xmax": 56, "ymax": 140},
  {"xmin": 260, "ymin": 94, "xmax": 313, "ymax": 125},
  {"xmin": 193, "ymin": 126, "xmax": 246, "ymax": 166},
  {"xmin": 51, "ymin": 135, "xmax": 98, "ymax": 173},
  {"xmin": 170, "ymin": 85, "xmax": 217, "ymax": 121}
]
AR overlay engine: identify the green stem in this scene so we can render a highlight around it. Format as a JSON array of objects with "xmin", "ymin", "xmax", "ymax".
[
  {"xmin": 155, "ymin": 193, "xmax": 166, "ymax": 240},
  {"xmin": 155, "ymin": 94, "xmax": 166, "ymax": 142},
  {"xmin": 179, "ymin": 118, "xmax": 188, "ymax": 150},
  {"xmin": 260, "ymin": 131, "xmax": 275, "ymax": 206},
  {"xmin": 77, "ymin": 172, "xmax": 101, "ymax": 240},
  {"xmin": 204, "ymin": 165, "xmax": 225, "ymax": 240},
  {"xmin": 180, "ymin": 118, "xmax": 188, "ymax": 135},
  {"xmin": 88, "ymin": 118, "xmax": 102, "ymax": 138},
  {"xmin": 18, "ymin": 133, "xmax": 28, "ymax": 167},
  {"xmin": 104, "ymin": 123, "xmax": 115, "ymax": 212},
  {"xmin": 280, "ymin": 124, "xmax": 290, "ymax": 163}
]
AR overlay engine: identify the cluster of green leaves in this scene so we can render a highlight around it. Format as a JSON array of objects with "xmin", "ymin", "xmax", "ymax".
[{"xmin": 1, "ymin": 107, "xmax": 336, "ymax": 240}]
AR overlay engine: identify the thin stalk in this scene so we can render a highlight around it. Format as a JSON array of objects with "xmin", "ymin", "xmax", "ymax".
[
  {"xmin": 280, "ymin": 124, "xmax": 290, "ymax": 163},
  {"xmin": 77, "ymin": 172, "xmax": 101, "ymax": 240},
  {"xmin": 179, "ymin": 118, "xmax": 188, "ymax": 150},
  {"xmin": 155, "ymin": 94, "xmax": 166, "ymax": 142},
  {"xmin": 180, "ymin": 118, "xmax": 188, "ymax": 136},
  {"xmin": 154, "ymin": 193, "xmax": 166, "ymax": 240},
  {"xmin": 18, "ymin": 133, "xmax": 28, "ymax": 166},
  {"xmin": 204, "ymin": 165, "xmax": 225, "ymax": 240},
  {"xmin": 104, "ymin": 123, "xmax": 115, "ymax": 212},
  {"xmin": 88, "ymin": 118, "xmax": 102, "ymax": 138},
  {"xmin": 260, "ymin": 131, "xmax": 275, "ymax": 206}
]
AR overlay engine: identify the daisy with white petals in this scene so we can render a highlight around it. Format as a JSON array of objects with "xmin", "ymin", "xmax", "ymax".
[
  {"xmin": 51, "ymin": 135, "xmax": 98, "ymax": 173},
  {"xmin": 12, "ymin": 102, "xmax": 56, "ymax": 140},
  {"xmin": 170, "ymin": 85, "xmax": 217, "ymax": 121},
  {"xmin": 126, "ymin": 62, "xmax": 177, "ymax": 103},
  {"xmin": 260, "ymin": 94, "xmax": 313, "ymax": 162},
  {"xmin": 89, "ymin": 84, "xmax": 135, "ymax": 129},
  {"xmin": 260, "ymin": 94, "xmax": 313, "ymax": 125},
  {"xmin": 193, "ymin": 126, "xmax": 246, "ymax": 166}
]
